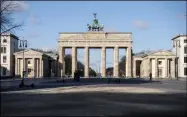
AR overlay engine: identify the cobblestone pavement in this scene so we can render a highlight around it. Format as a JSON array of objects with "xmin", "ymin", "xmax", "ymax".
[
  {"xmin": 1, "ymin": 77, "xmax": 186, "ymax": 92},
  {"xmin": 1, "ymin": 78, "xmax": 186, "ymax": 116}
]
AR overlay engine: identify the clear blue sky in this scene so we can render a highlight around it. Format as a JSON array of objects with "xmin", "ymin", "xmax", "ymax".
[{"xmin": 14, "ymin": 1, "xmax": 186, "ymax": 71}]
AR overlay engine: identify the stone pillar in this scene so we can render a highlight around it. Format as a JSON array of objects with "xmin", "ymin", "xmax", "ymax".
[
  {"xmin": 58, "ymin": 46, "xmax": 65, "ymax": 77},
  {"xmin": 113, "ymin": 46, "xmax": 119, "ymax": 77},
  {"xmin": 42, "ymin": 59, "xmax": 44, "ymax": 77},
  {"xmin": 37, "ymin": 59, "xmax": 39, "ymax": 77},
  {"xmin": 172, "ymin": 58, "xmax": 176, "ymax": 78},
  {"xmin": 126, "ymin": 47, "xmax": 132, "ymax": 78},
  {"xmin": 149, "ymin": 58, "xmax": 152, "ymax": 73},
  {"xmin": 15, "ymin": 57, "xmax": 18, "ymax": 75},
  {"xmin": 72, "ymin": 47, "xmax": 77, "ymax": 77},
  {"xmin": 18, "ymin": 58, "xmax": 22, "ymax": 76},
  {"xmin": 101, "ymin": 47, "xmax": 106, "ymax": 77},
  {"xmin": 33, "ymin": 58, "xmax": 35, "ymax": 77},
  {"xmin": 40, "ymin": 58, "xmax": 43, "ymax": 77},
  {"xmin": 133, "ymin": 59, "xmax": 136, "ymax": 77},
  {"xmin": 148, "ymin": 58, "xmax": 151, "ymax": 76},
  {"xmin": 17, "ymin": 59, "xmax": 20, "ymax": 75},
  {"xmin": 155, "ymin": 58, "xmax": 158, "ymax": 78},
  {"xmin": 165, "ymin": 58, "xmax": 168, "ymax": 78},
  {"xmin": 84, "ymin": 46, "xmax": 89, "ymax": 78},
  {"xmin": 168, "ymin": 59, "xmax": 170, "ymax": 77}
]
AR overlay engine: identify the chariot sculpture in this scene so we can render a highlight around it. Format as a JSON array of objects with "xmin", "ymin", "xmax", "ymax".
[{"xmin": 87, "ymin": 13, "xmax": 104, "ymax": 31}]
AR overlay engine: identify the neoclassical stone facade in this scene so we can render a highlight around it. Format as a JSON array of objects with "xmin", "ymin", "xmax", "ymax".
[
  {"xmin": 14, "ymin": 49, "xmax": 58, "ymax": 78},
  {"xmin": 58, "ymin": 32, "xmax": 133, "ymax": 78},
  {"xmin": 133, "ymin": 50, "xmax": 176, "ymax": 78}
]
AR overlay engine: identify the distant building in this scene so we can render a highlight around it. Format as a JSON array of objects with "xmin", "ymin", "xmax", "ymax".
[
  {"xmin": 133, "ymin": 50, "xmax": 176, "ymax": 78},
  {"xmin": 0, "ymin": 33, "xmax": 19, "ymax": 77},
  {"xmin": 172, "ymin": 34, "xmax": 187, "ymax": 79},
  {"xmin": 14, "ymin": 49, "xmax": 58, "ymax": 78}
]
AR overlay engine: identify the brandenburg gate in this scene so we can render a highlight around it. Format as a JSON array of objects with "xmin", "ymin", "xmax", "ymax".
[{"xmin": 58, "ymin": 13, "xmax": 133, "ymax": 78}]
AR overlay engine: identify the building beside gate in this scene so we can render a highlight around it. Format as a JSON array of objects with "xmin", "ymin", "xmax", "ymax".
[
  {"xmin": 133, "ymin": 50, "xmax": 176, "ymax": 78},
  {"xmin": 14, "ymin": 49, "xmax": 58, "ymax": 78},
  {"xmin": 0, "ymin": 33, "xmax": 19, "ymax": 77},
  {"xmin": 172, "ymin": 34, "xmax": 187, "ymax": 79}
]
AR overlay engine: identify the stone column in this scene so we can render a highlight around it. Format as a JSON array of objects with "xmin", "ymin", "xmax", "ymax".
[
  {"xmin": 18, "ymin": 58, "xmax": 22, "ymax": 76},
  {"xmin": 148, "ymin": 58, "xmax": 151, "ymax": 76},
  {"xmin": 84, "ymin": 46, "xmax": 89, "ymax": 78},
  {"xmin": 42, "ymin": 59, "xmax": 44, "ymax": 77},
  {"xmin": 58, "ymin": 46, "xmax": 65, "ymax": 77},
  {"xmin": 149, "ymin": 58, "xmax": 152, "ymax": 74},
  {"xmin": 15, "ymin": 57, "xmax": 18, "ymax": 75},
  {"xmin": 133, "ymin": 59, "xmax": 136, "ymax": 77},
  {"xmin": 40, "ymin": 58, "xmax": 42, "ymax": 77},
  {"xmin": 126, "ymin": 47, "xmax": 132, "ymax": 78},
  {"xmin": 155, "ymin": 58, "xmax": 158, "ymax": 78},
  {"xmin": 113, "ymin": 46, "xmax": 119, "ymax": 77},
  {"xmin": 36, "ymin": 59, "xmax": 39, "ymax": 77},
  {"xmin": 33, "ymin": 58, "xmax": 35, "ymax": 77},
  {"xmin": 172, "ymin": 58, "xmax": 176, "ymax": 78},
  {"xmin": 101, "ymin": 47, "xmax": 106, "ymax": 77},
  {"xmin": 165, "ymin": 58, "xmax": 168, "ymax": 78},
  {"xmin": 168, "ymin": 59, "xmax": 170, "ymax": 77},
  {"xmin": 17, "ymin": 59, "xmax": 20, "ymax": 75},
  {"xmin": 72, "ymin": 47, "xmax": 77, "ymax": 77}
]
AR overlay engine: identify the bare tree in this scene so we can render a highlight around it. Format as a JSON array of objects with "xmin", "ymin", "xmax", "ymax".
[{"xmin": 1, "ymin": 0, "xmax": 24, "ymax": 34}]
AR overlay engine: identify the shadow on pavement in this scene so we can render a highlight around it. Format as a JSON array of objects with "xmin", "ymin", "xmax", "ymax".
[
  {"xmin": 1, "ymin": 78, "xmax": 162, "ymax": 92},
  {"xmin": 1, "ymin": 91, "xmax": 186, "ymax": 116}
]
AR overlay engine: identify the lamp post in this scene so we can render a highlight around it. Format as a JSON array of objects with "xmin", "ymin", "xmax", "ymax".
[
  {"xmin": 173, "ymin": 40, "xmax": 181, "ymax": 80},
  {"xmin": 19, "ymin": 39, "xmax": 27, "ymax": 87}
]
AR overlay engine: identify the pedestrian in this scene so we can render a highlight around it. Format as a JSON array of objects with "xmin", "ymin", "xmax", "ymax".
[
  {"xmin": 149, "ymin": 73, "xmax": 152, "ymax": 81},
  {"xmin": 77, "ymin": 70, "xmax": 80, "ymax": 81},
  {"xmin": 74, "ymin": 71, "xmax": 77, "ymax": 81}
]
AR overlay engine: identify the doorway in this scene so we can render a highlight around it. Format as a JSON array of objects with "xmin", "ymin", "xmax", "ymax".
[{"xmin": 158, "ymin": 68, "xmax": 163, "ymax": 78}]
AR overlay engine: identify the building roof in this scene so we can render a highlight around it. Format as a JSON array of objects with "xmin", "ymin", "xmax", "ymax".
[
  {"xmin": 1, "ymin": 33, "xmax": 19, "ymax": 40},
  {"xmin": 134, "ymin": 49, "xmax": 175, "ymax": 58},
  {"xmin": 14, "ymin": 49, "xmax": 58, "ymax": 60},
  {"xmin": 59, "ymin": 32, "xmax": 132, "ymax": 34},
  {"xmin": 171, "ymin": 34, "xmax": 187, "ymax": 40},
  {"xmin": 30, "ymin": 48, "xmax": 58, "ymax": 59},
  {"xmin": 134, "ymin": 50, "xmax": 154, "ymax": 57}
]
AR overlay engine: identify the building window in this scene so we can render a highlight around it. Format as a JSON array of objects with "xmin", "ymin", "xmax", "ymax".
[
  {"xmin": 4, "ymin": 47, "xmax": 6, "ymax": 53},
  {"xmin": 158, "ymin": 61, "xmax": 162, "ymax": 65},
  {"xmin": 0, "ymin": 47, "xmax": 6, "ymax": 53},
  {"xmin": 28, "ymin": 61, "xmax": 31, "ymax": 64},
  {"xmin": 184, "ymin": 47, "xmax": 187, "ymax": 54},
  {"xmin": 184, "ymin": 57, "xmax": 187, "ymax": 63},
  {"xmin": 158, "ymin": 69, "xmax": 162, "ymax": 77},
  {"xmin": 184, "ymin": 68, "xmax": 187, "ymax": 75},
  {"xmin": 184, "ymin": 40, "xmax": 187, "ymax": 43},
  {"xmin": 3, "ymin": 67, "xmax": 6, "ymax": 75},
  {"xmin": 3, "ymin": 56, "xmax": 7, "ymax": 63},
  {"xmin": 3, "ymin": 39, "xmax": 7, "ymax": 43},
  {"xmin": 28, "ymin": 68, "xmax": 32, "ymax": 73}
]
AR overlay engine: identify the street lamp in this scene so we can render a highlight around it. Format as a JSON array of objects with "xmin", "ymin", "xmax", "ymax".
[
  {"xmin": 19, "ymin": 39, "xmax": 27, "ymax": 87},
  {"xmin": 173, "ymin": 40, "xmax": 181, "ymax": 80}
]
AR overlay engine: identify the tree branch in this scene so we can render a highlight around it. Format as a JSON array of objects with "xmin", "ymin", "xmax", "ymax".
[{"xmin": 0, "ymin": 0, "xmax": 24, "ymax": 34}]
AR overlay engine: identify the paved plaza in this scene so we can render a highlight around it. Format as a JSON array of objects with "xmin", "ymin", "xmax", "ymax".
[{"xmin": 1, "ymin": 78, "xmax": 186, "ymax": 116}]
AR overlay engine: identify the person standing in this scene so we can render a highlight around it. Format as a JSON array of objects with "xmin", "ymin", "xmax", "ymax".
[
  {"xmin": 74, "ymin": 71, "xmax": 77, "ymax": 81},
  {"xmin": 149, "ymin": 73, "xmax": 152, "ymax": 81}
]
